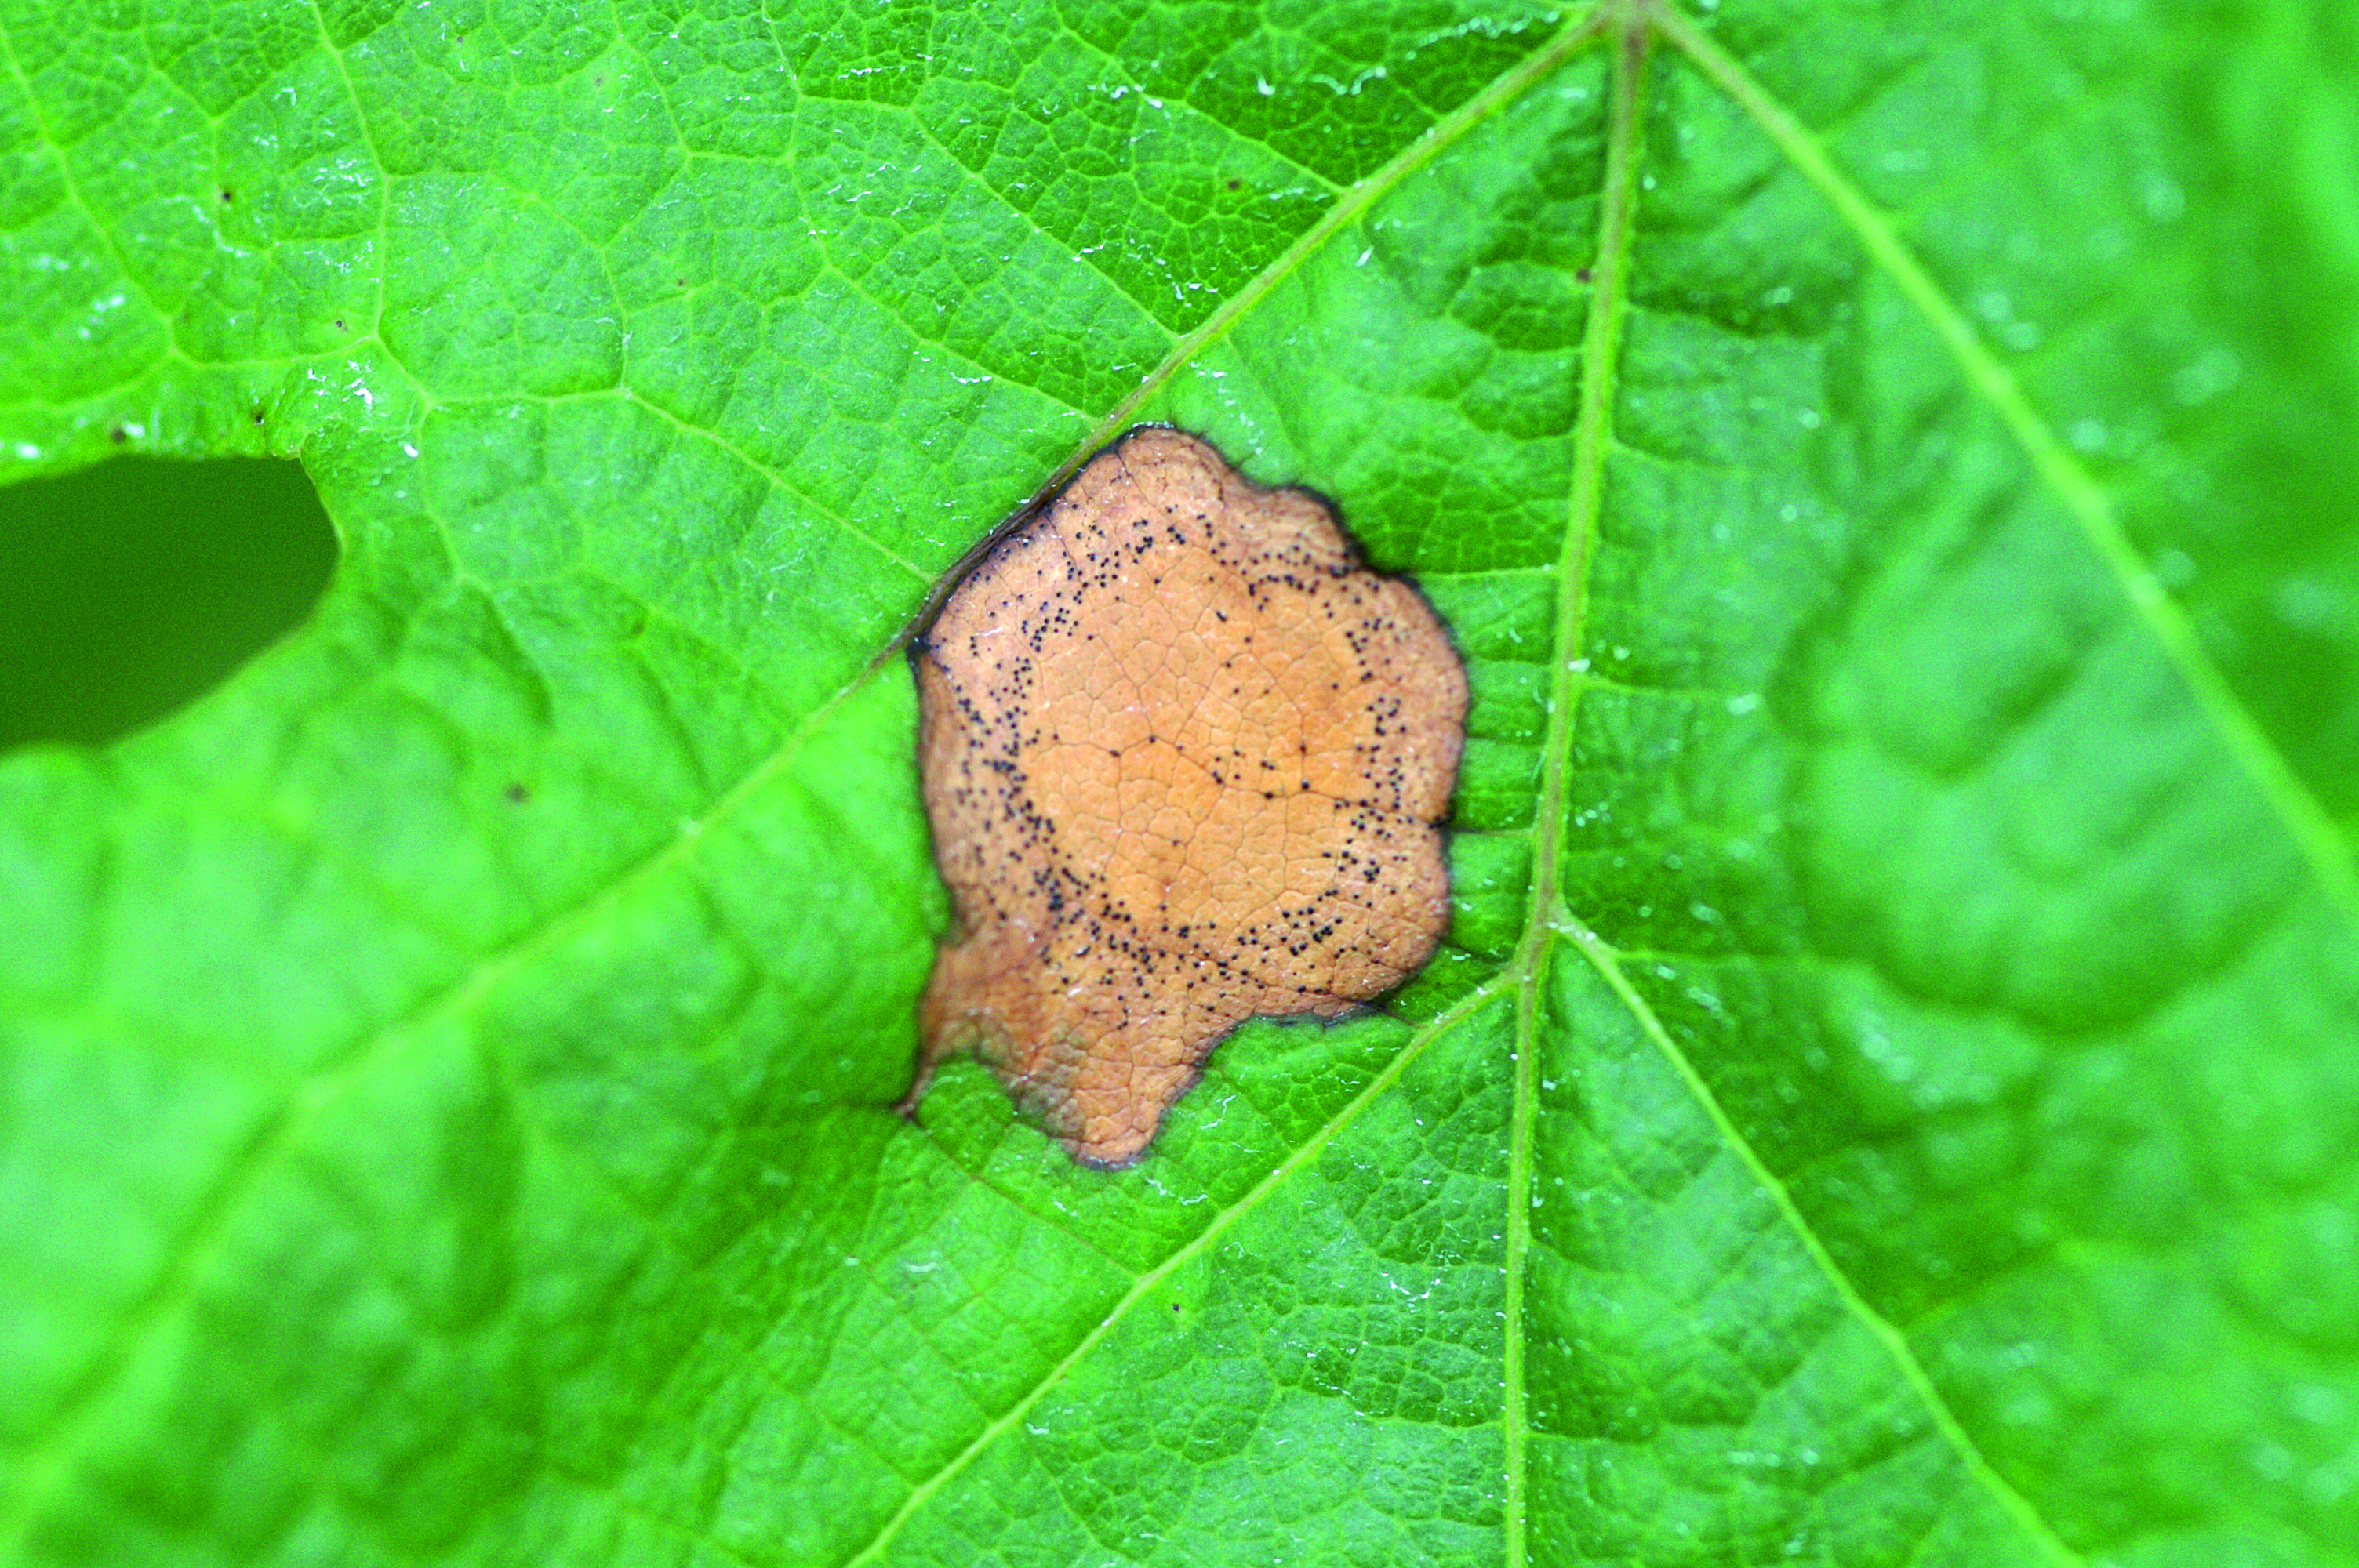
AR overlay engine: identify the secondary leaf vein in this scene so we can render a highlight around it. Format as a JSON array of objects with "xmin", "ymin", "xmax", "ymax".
[
  {"xmin": 1560, "ymin": 913, "xmax": 2088, "ymax": 1568},
  {"xmin": 1652, "ymin": 1, "xmax": 2359, "ymax": 943}
]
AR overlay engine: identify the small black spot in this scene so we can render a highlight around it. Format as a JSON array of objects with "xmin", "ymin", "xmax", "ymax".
[
  {"xmin": 504, "ymin": 782, "xmax": 530, "ymax": 804},
  {"xmin": 1576, "ymin": 266, "xmax": 1594, "ymax": 283},
  {"xmin": 249, "ymin": 408, "xmax": 265, "ymax": 424},
  {"xmin": 218, "ymin": 188, "xmax": 234, "ymax": 203},
  {"xmin": 107, "ymin": 426, "xmax": 128, "ymax": 444},
  {"xmin": 1226, "ymin": 178, "xmax": 1241, "ymax": 191}
]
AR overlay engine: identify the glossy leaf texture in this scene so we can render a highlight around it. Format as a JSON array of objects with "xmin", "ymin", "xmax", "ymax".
[{"xmin": 2, "ymin": 0, "xmax": 2355, "ymax": 1563}]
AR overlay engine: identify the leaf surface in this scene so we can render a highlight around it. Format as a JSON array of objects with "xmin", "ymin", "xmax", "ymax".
[{"xmin": 2, "ymin": 0, "xmax": 2355, "ymax": 1563}]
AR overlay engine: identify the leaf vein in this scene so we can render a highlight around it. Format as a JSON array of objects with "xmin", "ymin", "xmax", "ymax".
[
  {"xmin": 1499, "ymin": 13, "xmax": 1647, "ymax": 1559},
  {"xmin": 0, "ymin": 668, "xmax": 885, "ymax": 1552},
  {"xmin": 1652, "ymin": 1, "xmax": 2359, "ymax": 943},
  {"xmin": 833, "ymin": 978, "xmax": 1517, "ymax": 1568},
  {"xmin": 1560, "ymin": 911, "xmax": 2088, "ymax": 1567}
]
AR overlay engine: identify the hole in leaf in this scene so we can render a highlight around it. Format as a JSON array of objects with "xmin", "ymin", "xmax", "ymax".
[{"xmin": 0, "ymin": 456, "xmax": 337, "ymax": 751}]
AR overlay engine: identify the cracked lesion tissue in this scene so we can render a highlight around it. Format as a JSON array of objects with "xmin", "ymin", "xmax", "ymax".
[{"xmin": 903, "ymin": 426, "xmax": 1468, "ymax": 1167}]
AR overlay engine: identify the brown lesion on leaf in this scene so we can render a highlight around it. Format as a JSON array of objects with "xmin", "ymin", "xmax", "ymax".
[{"xmin": 901, "ymin": 426, "xmax": 1469, "ymax": 1167}]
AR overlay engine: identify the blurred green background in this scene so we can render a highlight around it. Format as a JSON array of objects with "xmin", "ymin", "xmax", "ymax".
[{"xmin": 0, "ymin": 458, "xmax": 336, "ymax": 752}]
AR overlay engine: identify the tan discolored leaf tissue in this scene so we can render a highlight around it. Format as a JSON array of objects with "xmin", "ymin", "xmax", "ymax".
[{"xmin": 904, "ymin": 426, "xmax": 1468, "ymax": 1166}]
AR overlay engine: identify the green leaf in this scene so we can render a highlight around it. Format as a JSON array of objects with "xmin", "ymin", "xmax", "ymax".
[{"xmin": 3, "ymin": 0, "xmax": 2355, "ymax": 1563}]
